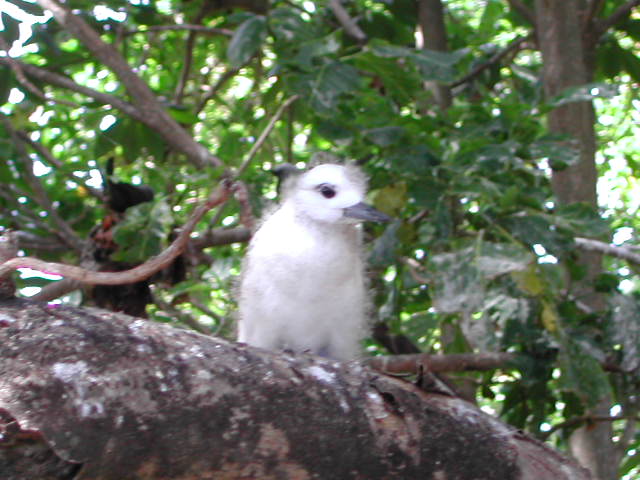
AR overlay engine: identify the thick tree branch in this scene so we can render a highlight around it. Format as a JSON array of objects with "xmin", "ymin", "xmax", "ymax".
[
  {"xmin": 328, "ymin": 0, "xmax": 367, "ymax": 43},
  {"xmin": 575, "ymin": 237, "xmax": 640, "ymax": 266},
  {"xmin": 449, "ymin": 35, "xmax": 531, "ymax": 88},
  {"xmin": 0, "ymin": 300, "xmax": 593, "ymax": 479},
  {"xmin": 0, "ymin": 183, "xmax": 233, "ymax": 285},
  {"xmin": 34, "ymin": 0, "xmax": 223, "ymax": 169}
]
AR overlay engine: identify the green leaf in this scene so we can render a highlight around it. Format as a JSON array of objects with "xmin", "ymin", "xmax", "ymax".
[
  {"xmin": 309, "ymin": 60, "xmax": 361, "ymax": 113},
  {"xmin": 410, "ymin": 48, "xmax": 466, "ymax": 83},
  {"xmin": 111, "ymin": 199, "xmax": 173, "ymax": 263},
  {"xmin": 557, "ymin": 335, "xmax": 611, "ymax": 406},
  {"xmin": 1, "ymin": 12, "xmax": 21, "ymax": 45},
  {"xmin": 227, "ymin": 15, "xmax": 267, "ymax": 67}
]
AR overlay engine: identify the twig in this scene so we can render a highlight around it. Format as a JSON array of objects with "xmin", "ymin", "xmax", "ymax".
[
  {"xmin": 235, "ymin": 95, "xmax": 300, "ymax": 178},
  {"xmin": 575, "ymin": 237, "xmax": 640, "ymax": 266},
  {"xmin": 449, "ymin": 35, "xmax": 531, "ymax": 88},
  {"xmin": 0, "ymin": 183, "xmax": 233, "ymax": 285},
  {"xmin": 328, "ymin": 0, "xmax": 367, "ymax": 43},
  {"xmin": 34, "ymin": 0, "xmax": 223, "ymax": 169}
]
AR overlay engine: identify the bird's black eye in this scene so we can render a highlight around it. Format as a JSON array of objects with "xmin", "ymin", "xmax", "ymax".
[{"xmin": 318, "ymin": 184, "xmax": 336, "ymax": 199}]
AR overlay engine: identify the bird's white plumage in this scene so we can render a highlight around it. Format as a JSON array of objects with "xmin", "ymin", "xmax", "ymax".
[{"xmin": 237, "ymin": 163, "xmax": 375, "ymax": 361}]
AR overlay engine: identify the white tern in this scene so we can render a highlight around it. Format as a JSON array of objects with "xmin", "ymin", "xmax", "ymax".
[{"xmin": 237, "ymin": 163, "xmax": 391, "ymax": 361}]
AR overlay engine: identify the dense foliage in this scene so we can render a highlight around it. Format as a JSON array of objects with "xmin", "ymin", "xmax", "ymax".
[{"xmin": 1, "ymin": 0, "xmax": 639, "ymax": 477}]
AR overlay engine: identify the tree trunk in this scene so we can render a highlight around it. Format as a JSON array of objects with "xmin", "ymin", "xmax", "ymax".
[
  {"xmin": 534, "ymin": 1, "xmax": 614, "ymax": 479},
  {"xmin": 417, "ymin": 0, "xmax": 453, "ymax": 110},
  {"xmin": 0, "ymin": 298, "xmax": 591, "ymax": 479}
]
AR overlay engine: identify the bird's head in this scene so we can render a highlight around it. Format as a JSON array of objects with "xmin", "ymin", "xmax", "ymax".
[{"xmin": 288, "ymin": 164, "xmax": 391, "ymax": 224}]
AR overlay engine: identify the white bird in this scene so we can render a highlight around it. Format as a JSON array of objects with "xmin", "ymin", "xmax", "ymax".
[{"xmin": 237, "ymin": 163, "xmax": 390, "ymax": 361}]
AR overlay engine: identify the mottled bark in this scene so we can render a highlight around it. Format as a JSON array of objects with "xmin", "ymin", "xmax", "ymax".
[{"xmin": 0, "ymin": 299, "xmax": 590, "ymax": 480}]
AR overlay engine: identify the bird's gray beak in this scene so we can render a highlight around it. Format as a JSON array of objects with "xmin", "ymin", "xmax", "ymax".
[{"xmin": 343, "ymin": 202, "xmax": 392, "ymax": 223}]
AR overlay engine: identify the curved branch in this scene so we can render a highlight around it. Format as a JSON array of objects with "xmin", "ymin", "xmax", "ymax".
[
  {"xmin": 0, "ymin": 183, "xmax": 233, "ymax": 285},
  {"xmin": 34, "ymin": 0, "xmax": 223, "ymax": 169}
]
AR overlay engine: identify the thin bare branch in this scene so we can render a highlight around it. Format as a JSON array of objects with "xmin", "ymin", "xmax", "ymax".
[
  {"xmin": 34, "ymin": 0, "xmax": 223, "ymax": 169},
  {"xmin": 575, "ymin": 237, "xmax": 640, "ymax": 266},
  {"xmin": 368, "ymin": 352, "xmax": 520, "ymax": 374},
  {"xmin": 235, "ymin": 95, "xmax": 300, "ymax": 178},
  {"xmin": 328, "ymin": 0, "xmax": 367, "ymax": 43},
  {"xmin": 0, "ymin": 183, "xmax": 233, "ymax": 285},
  {"xmin": 449, "ymin": 35, "xmax": 531, "ymax": 88},
  {"xmin": 0, "ymin": 37, "xmax": 78, "ymax": 107}
]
